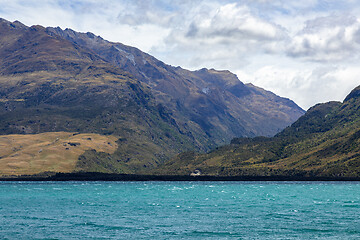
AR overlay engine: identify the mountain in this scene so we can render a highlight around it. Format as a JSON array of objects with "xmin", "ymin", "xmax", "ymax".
[
  {"xmin": 0, "ymin": 18, "xmax": 196, "ymax": 174},
  {"xmin": 46, "ymin": 27, "xmax": 304, "ymax": 140},
  {"xmin": 0, "ymin": 19, "xmax": 304, "ymax": 176},
  {"xmin": 155, "ymin": 86, "xmax": 360, "ymax": 178}
]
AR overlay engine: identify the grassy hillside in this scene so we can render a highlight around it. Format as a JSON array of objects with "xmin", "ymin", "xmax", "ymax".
[
  {"xmin": 153, "ymin": 86, "xmax": 360, "ymax": 178},
  {"xmin": 0, "ymin": 132, "xmax": 118, "ymax": 176}
]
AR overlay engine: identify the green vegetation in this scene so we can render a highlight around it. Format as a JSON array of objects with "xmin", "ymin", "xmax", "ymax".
[{"xmin": 153, "ymin": 86, "xmax": 360, "ymax": 178}]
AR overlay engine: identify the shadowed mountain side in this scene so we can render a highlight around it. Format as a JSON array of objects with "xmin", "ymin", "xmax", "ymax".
[{"xmin": 153, "ymin": 85, "xmax": 360, "ymax": 178}]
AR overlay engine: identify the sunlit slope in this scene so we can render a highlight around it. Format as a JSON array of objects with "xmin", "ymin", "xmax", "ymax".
[{"xmin": 0, "ymin": 132, "xmax": 117, "ymax": 176}]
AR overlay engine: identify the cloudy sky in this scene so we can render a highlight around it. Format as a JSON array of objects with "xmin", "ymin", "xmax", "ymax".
[{"xmin": 1, "ymin": 0, "xmax": 360, "ymax": 109}]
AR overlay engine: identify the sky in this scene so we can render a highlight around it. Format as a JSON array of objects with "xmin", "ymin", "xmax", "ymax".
[{"xmin": 1, "ymin": 0, "xmax": 360, "ymax": 109}]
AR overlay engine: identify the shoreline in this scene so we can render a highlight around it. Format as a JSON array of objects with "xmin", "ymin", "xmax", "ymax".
[{"xmin": 1, "ymin": 172, "xmax": 360, "ymax": 181}]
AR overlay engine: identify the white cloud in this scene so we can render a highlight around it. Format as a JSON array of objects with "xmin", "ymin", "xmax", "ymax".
[
  {"xmin": 186, "ymin": 4, "xmax": 283, "ymax": 41},
  {"xmin": 287, "ymin": 14, "xmax": 360, "ymax": 62},
  {"xmin": 157, "ymin": 3, "xmax": 288, "ymax": 70}
]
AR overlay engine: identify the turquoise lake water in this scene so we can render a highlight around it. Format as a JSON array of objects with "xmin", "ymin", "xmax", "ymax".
[{"xmin": 1, "ymin": 181, "xmax": 360, "ymax": 239}]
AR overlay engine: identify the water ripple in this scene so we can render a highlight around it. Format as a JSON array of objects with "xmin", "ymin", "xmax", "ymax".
[{"xmin": 0, "ymin": 181, "xmax": 359, "ymax": 239}]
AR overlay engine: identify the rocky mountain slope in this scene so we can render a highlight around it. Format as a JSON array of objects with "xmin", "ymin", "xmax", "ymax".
[
  {"xmin": 0, "ymin": 18, "xmax": 304, "ymax": 176},
  {"xmin": 155, "ymin": 86, "xmax": 360, "ymax": 178}
]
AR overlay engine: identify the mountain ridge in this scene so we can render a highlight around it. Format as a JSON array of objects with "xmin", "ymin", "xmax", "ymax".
[{"xmin": 46, "ymin": 25, "xmax": 305, "ymax": 140}]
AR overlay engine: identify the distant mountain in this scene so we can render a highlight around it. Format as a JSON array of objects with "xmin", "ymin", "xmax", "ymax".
[
  {"xmin": 0, "ymin": 18, "xmax": 304, "ymax": 176},
  {"xmin": 155, "ymin": 86, "xmax": 360, "ymax": 178}
]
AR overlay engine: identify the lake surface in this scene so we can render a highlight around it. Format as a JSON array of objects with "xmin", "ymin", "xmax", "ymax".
[{"xmin": 1, "ymin": 181, "xmax": 360, "ymax": 239}]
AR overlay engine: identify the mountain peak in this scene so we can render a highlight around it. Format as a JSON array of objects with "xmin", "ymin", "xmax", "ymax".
[
  {"xmin": 30, "ymin": 25, "xmax": 46, "ymax": 31},
  {"xmin": 344, "ymin": 85, "xmax": 360, "ymax": 102},
  {"xmin": 196, "ymin": 68, "xmax": 232, "ymax": 75},
  {"xmin": 0, "ymin": 18, "xmax": 27, "ymax": 29}
]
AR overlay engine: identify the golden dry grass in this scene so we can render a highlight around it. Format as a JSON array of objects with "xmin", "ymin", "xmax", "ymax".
[{"xmin": 0, "ymin": 132, "xmax": 118, "ymax": 176}]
